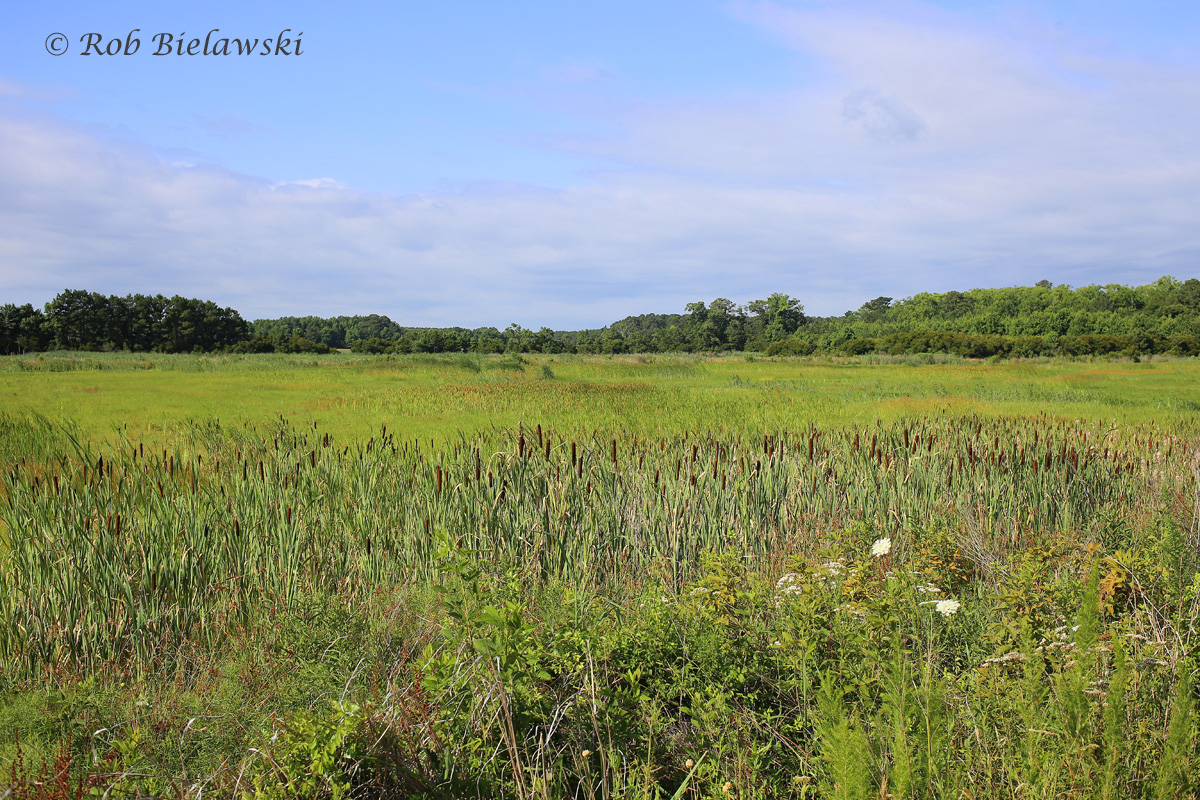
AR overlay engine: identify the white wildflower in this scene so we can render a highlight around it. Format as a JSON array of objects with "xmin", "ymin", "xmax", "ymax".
[
  {"xmin": 775, "ymin": 572, "xmax": 804, "ymax": 595},
  {"xmin": 837, "ymin": 603, "xmax": 867, "ymax": 621},
  {"xmin": 935, "ymin": 599, "xmax": 961, "ymax": 617},
  {"xmin": 871, "ymin": 538, "xmax": 892, "ymax": 558},
  {"xmin": 981, "ymin": 652, "xmax": 1026, "ymax": 667}
]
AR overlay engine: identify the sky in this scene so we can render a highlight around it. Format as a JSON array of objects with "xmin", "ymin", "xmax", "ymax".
[{"xmin": 2, "ymin": 1, "xmax": 1199, "ymax": 329}]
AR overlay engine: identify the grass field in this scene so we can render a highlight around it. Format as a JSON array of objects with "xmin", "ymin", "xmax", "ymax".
[
  {"xmin": 2, "ymin": 351, "xmax": 1198, "ymax": 446},
  {"xmin": 1, "ymin": 353, "xmax": 1198, "ymax": 799}
]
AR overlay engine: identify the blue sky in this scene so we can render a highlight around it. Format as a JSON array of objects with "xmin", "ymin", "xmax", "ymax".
[{"xmin": 2, "ymin": 1, "xmax": 1199, "ymax": 328}]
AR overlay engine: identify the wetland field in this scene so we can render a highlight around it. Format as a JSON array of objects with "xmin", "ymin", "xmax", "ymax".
[{"xmin": 1, "ymin": 352, "xmax": 1197, "ymax": 798}]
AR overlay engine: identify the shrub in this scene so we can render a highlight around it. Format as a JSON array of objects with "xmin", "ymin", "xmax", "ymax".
[{"xmin": 765, "ymin": 338, "xmax": 816, "ymax": 357}]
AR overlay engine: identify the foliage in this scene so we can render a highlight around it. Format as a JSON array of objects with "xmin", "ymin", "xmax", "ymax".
[
  {"xmin": 0, "ymin": 358, "xmax": 1198, "ymax": 797},
  {"xmin": 2, "ymin": 290, "xmax": 248, "ymax": 355},
  {"xmin": 12, "ymin": 276, "xmax": 1198, "ymax": 359}
]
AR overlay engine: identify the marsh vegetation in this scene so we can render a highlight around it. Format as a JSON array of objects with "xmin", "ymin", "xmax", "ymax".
[{"xmin": 1, "ymin": 354, "xmax": 1197, "ymax": 798}]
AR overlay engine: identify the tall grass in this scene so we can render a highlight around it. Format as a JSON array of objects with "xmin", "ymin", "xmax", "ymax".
[
  {"xmin": 1, "ymin": 411, "xmax": 1192, "ymax": 682},
  {"xmin": 0, "ymin": 355, "xmax": 1197, "ymax": 797}
]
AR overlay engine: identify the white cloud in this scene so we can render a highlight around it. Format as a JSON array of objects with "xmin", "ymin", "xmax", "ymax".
[
  {"xmin": 2, "ymin": 2, "xmax": 1199, "ymax": 327},
  {"xmin": 280, "ymin": 177, "xmax": 347, "ymax": 190}
]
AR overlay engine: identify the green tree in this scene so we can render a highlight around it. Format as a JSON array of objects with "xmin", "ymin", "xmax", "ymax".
[
  {"xmin": 44, "ymin": 289, "xmax": 112, "ymax": 350},
  {"xmin": 0, "ymin": 303, "xmax": 48, "ymax": 354}
]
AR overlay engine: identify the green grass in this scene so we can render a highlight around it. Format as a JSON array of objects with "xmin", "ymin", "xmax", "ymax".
[
  {"xmin": 0, "ymin": 352, "xmax": 1197, "ymax": 799},
  {"xmin": 1, "ymin": 352, "xmax": 1197, "ymax": 448}
]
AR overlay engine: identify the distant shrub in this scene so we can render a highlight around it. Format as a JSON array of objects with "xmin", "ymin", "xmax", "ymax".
[
  {"xmin": 1059, "ymin": 334, "xmax": 1131, "ymax": 357},
  {"xmin": 349, "ymin": 337, "xmax": 394, "ymax": 354},
  {"xmin": 842, "ymin": 337, "xmax": 877, "ymax": 355},
  {"xmin": 765, "ymin": 338, "xmax": 816, "ymax": 357},
  {"xmin": 230, "ymin": 335, "xmax": 333, "ymax": 354},
  {"xmin": 1168, "ymin": 334, "xmax": 1200, "ymax": 356}
]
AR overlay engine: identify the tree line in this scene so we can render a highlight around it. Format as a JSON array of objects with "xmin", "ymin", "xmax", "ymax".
[
  {"xmin": 4, "ymin": 277, "xmax": 1199, "ymax": 358},
  {"xmin": 1, "ymin": 290, "xmax": 248, "ymax": 355}
]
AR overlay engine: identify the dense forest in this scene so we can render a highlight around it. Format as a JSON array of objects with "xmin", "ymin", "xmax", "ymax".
[{"xmin": 4, "ymin": 277, "xmax": 1199, "ymax": 357}]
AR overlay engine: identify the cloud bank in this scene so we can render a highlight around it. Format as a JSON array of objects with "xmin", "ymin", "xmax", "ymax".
[{"xmin": 2, "ymin": 1, "xmax": 1199, "ymax": 328}]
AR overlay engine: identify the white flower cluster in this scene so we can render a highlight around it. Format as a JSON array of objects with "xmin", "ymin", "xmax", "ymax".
[
  {"xmin": 775, "ymin": 572, "xmax": 805, "ymax": 596},
  {"xmin": 935, "ymin": 599, "xmax": 961, "ymax": 617},
  {"xmin": 980, "ymin": 651, "xmax": 1027, "ymax": 667},
  {"xmin": 871, "ymin": 538, "xmax": 892, "ymax": 558},
  {"xmin": 774, "ymin": 572, "xmax": 807, "ymax": 608},
  {"xmin": 920, "ymin": 598, "xmax": 961, "ymax": 617},
  {"xmin": 836, "ymin": 603, "xmax": 867, "ymax": 621},
  {"xmin": 811, "ymin": 560, "xmax": 847, "ymax": 590}
]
